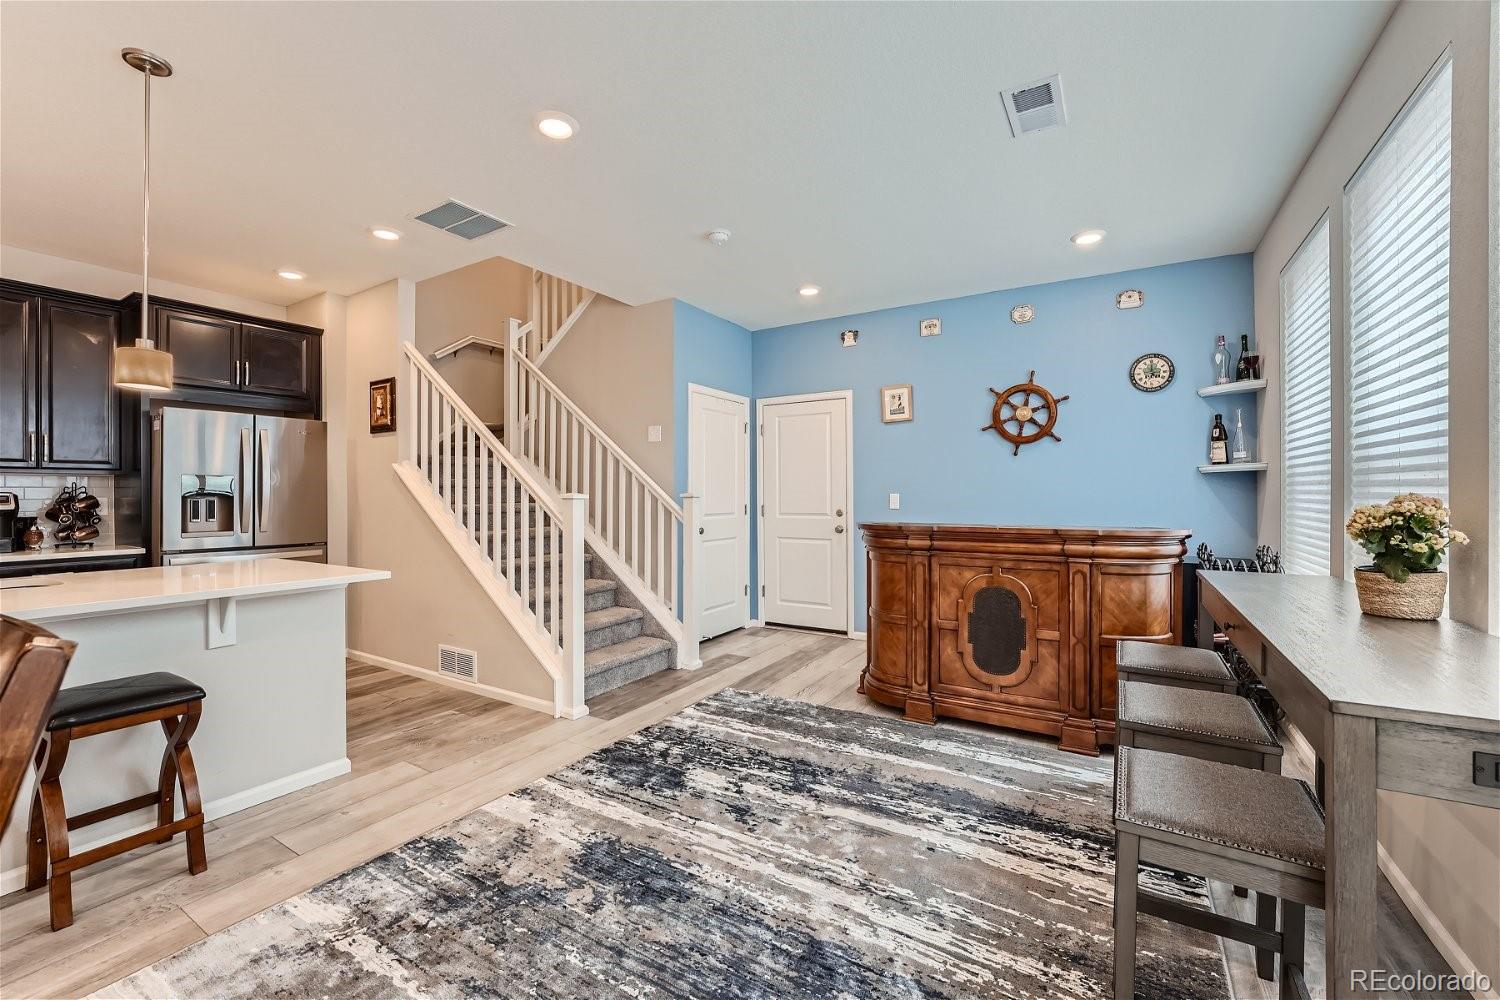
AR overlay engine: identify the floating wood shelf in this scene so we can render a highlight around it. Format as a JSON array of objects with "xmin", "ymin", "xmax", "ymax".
[
  {"xmin": 1198, "ymin": 462, "xmax": 1268, "ymax": 474},
  {"xmin": 1197, "ymin": 379, "xmax": 1268, "ymax": 398}
]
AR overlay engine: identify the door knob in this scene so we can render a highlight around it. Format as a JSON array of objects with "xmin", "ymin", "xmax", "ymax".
[
  {"xmin": 835, "ymin": 525, "xmax": 845, "ymax": 534},
  {"xmin": 835, "ymin": 508, "xmax": 844, "ymax": 517},
  {"xmin": 698, "ymin": 527, "xmax": 705, "ymax": 535}
]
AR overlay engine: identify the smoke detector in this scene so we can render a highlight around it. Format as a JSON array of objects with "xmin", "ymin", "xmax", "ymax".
[
  {"xmin": 705, "ymin": 229, "xmax": 732, "ymax": 247},
  {"xmin": 1001, "ymin": 74, "xmax": 1067, "ymax": 137}
]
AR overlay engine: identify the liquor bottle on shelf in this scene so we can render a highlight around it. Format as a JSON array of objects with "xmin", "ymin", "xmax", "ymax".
[
  {"xmin": 1235, "ymin": 334, "xmax": 1252, "ymax": 380},
  {"xmin": 1231, "ymin": 407, "xmax": 1250, "ymax": 463},
  {"xmin": 1209, "ymin": 414, "xmax": 1229, "ymax": 465},
  {"xmin": 1213, "ymin": 335, "xmax": 1231, "ymax": 384}
]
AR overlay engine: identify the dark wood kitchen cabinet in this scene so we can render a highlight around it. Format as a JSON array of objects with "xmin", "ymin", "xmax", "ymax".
[
  {"xmin": 131, "ymin": 296, "xmax": 320, "ymax": 412},
  {"xmin": 0, "ymin": 281, "xmax": 121, "ymax": 472}
]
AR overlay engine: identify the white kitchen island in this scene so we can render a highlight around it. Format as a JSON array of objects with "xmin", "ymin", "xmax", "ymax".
[{"xmin": 0, "ymin": 559, "xmax": 389, "ymax": 892}]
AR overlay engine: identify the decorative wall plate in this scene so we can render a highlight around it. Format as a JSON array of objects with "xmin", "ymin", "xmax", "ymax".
[
  {"xmin": 840, "ymin": 329, "xmax": 859, "ymax": 348},
  {"xmin": 1116, "ymin": 289, "xmax": 1144, "ymax": 309},
  {"xmin": 920, "ymin": 317, "xmax": 941, "ymax": 337},
  {"xmin": 981, "ymin": 370, "xmax": 1069, "ymax": 455},
  {"xmin": 1129, "ymin": 353, "xmax": 1175, "ymax": 392},
  {"xmin": 1010, "ymin": 304, "xmax": 1035, "ymax": 324}
]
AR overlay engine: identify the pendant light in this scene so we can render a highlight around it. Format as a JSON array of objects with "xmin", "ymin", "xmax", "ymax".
[{"xmin": 114, "ymin": 47, "xmax": 175, "ymax": 393}]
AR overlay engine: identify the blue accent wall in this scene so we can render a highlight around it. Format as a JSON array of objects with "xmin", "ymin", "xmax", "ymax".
[
  {"xmin": 750, "ymin": 254, "xmax": 1260, "ymax": 621},
  {"xmin": 672, "ymin": 300, "xmax": 754, "ymax": 495}
]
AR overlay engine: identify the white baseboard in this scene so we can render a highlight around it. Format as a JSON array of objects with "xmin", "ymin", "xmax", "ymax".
[
  {"xmin": 748, "ymin": 619, "xmax": 766, "ymax": 628},
  {"xmin": 846, "ymin": 630, "xmax": 867, "ymax": 641},
  {"xmin": 0, "ymin": 757, "xmax": 350, "ymax": 896},
  {"xmin": 1377, "ymin": 842, "xmax": 1499, "ymax": 999},
  {"xmin": 349, "ymin": 647, "xmax": 557, "ymax": 717}
]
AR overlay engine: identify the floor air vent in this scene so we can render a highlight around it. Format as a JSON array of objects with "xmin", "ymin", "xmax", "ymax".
[
  {"xmin": 438, "ymin": 644, "xmax": 478, "ymax": 681},
  {"xmin": 414, "ymin": 200, "xmax": 510, "ymax": 240},
  {"xmin": 1002, "ymin": 74, "xmax": 1067, "ymax": 137}
]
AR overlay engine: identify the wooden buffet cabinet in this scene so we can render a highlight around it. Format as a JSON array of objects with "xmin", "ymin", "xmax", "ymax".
[{"xmin": 859, "ymin": 523, "xmax": 1190, "ymax": 755}]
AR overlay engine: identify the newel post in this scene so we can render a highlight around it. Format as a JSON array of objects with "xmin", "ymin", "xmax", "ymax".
[
  {"xmin": 505, "ymin": 318, "xmax": 522, "ymax": 454},
  {"xmin": 399, "ymin": 346, "xmax": 417, "ymax": 466},
  {"xmin": 560, "ymin": 493, "xmax": 589, "ymax": 718},
  {"xmin": 680, "ymin": 493, "xmax": 703, "ymax": 669}
]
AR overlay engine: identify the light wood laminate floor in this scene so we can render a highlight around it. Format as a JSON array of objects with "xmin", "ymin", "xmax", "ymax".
[{"xmin": 0, "ymin": 627, "xmax": 1453, "ymax": 999}]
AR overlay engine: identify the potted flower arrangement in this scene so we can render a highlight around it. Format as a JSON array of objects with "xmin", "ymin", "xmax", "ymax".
[{"xmin": 1346, "ymin": 493, "xmax": 1468, "ymax": 619}]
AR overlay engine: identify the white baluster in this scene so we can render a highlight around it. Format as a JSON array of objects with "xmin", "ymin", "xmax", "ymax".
[{"xmin": 560, "ymin": 493, "xmax": 587, "ymax": 714}]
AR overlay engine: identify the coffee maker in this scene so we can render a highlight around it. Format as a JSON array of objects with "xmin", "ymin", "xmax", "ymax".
[{"xmin": 0, "ymin": 492, "xmax": 17, "ymax": 553}]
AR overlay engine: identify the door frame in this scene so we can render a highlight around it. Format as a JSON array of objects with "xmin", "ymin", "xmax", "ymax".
[
  {"xmin": 687, "ymin": 382, "xmax": 752, "ymax": 637},
  {"xmin": 755, "ymin": 389, "xmax": 858, "ymax": 638}
]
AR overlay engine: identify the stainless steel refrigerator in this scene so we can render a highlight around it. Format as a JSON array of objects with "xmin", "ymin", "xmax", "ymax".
[{"xmin": 153, "ymin": 406, "xmax": 328, "ymax": 565}]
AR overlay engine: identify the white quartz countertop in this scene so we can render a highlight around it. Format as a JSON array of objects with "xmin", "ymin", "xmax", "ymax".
[
  {"xmin": 0, "ymin": 558, "xmax": 390, "ymax": 622},
  {"xmin": 0, "ymin": 544, "xmax": 147, "ymax": 565}
]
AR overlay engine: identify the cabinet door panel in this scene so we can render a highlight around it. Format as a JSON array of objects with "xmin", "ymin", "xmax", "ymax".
[
  {"xmin": 40, "ymin": 301, "xmax": 120, "ymax": 469},
  {"xmin": 0, "ymin": 292, "xmax": 37, "ymax": 467},
  {"xmin": 241, "ymin": 324, "xmax": 311, "ymax": 398},
  {"xmin": 157, "ymin": 308, "xmax": 239, "ymax": 389}
]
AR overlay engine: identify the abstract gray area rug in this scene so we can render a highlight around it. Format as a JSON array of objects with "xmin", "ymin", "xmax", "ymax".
[{"xmin": 98, "ymin": 690, "xmax": 1227, "ymax": 1000}]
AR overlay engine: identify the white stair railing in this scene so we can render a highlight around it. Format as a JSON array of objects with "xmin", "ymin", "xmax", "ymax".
[
  {"xmin": 504, "ymin": 318, "xmax": 701, "ymax": 669},
  {"xmin": 518, "ymin": 270, "xmax": 595, "ymax": 366},
  {"xmin": 399, "ymin": 342, "xmax": 587, "ymax": 717}
]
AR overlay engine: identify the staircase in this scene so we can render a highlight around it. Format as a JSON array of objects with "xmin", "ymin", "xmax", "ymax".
[{"xmin": 394, "ymin": 271, "xmax": 701, "ymax": 718}]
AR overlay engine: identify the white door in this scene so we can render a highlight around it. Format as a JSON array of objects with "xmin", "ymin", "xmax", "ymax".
[
  {"xmin": 689, "ymin": 385, "xmax": 750, "ymax": 639},
  {"xmin": 759, "ymin": 392, "xmax": 851, "ymax": 631}
]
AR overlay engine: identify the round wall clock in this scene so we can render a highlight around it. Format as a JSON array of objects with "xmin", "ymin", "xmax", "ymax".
[{"xmin": 1129, "ymin": 353, "xmax": 1175, "ymax": 392}]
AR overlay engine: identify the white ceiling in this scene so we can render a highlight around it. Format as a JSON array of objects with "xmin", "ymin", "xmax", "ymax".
[{"xmin": 1, "ymin": 1, "xmax": 1392, "ymax": 330}]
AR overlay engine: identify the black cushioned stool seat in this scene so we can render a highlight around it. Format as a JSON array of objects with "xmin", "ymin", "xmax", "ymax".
[
  {"xmin": 1115, "ymin": 640, "xmax": 1236, "ymax": 692},
  {"xmin": 48, "ymin": 672, "xmax": 206, "ymax": 731},
  {"xmin": 1111, "ymin": 746, "xmax": 1325, "ymax": 1000}
]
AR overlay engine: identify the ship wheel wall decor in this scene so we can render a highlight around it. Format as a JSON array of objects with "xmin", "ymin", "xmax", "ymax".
[{"xmin": 981, "ymin": 370, "xmax": 1070, "ymax": 456}]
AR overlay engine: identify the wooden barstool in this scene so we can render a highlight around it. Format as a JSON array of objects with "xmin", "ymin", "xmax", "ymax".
[
  {"xmin": 1116, "ymin": 678, "xmax": 1285, "ymax": 979},
  {"xmin": 25, "ymin": 672, "xmax": 208, "ymax": 930},
  {"xmin": 1115, "ymin": 639, "xmax": 1237, "ymax": 693},
  {"xmin": 1113, "ymin": 746, "xmax": 1324, "ymax": 1000}
]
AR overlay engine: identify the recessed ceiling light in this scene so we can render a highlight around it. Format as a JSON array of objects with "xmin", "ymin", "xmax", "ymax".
[
  {"xmin": 535, "ymin": 111, "xmax": 578, "ymax": 141},
  {"xmin": 370, "ymin": 227, "xmax": 402, "ymax": 241},
  {"xmin": 276, "ymin": 269, "xmax": 305, "ymax": 281},
  {"xmin": 1071, "ymin": 229, "xmax": 1106, "ymax": 247},
  {"xmin": 798, "ymin": 284, "xmax": 821, "ymax": 297}
]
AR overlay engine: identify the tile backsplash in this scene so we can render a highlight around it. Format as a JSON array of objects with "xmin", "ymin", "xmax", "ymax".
[{"xmin": 0, "ymin": 473, "xmax": 117, "ymax": 548}]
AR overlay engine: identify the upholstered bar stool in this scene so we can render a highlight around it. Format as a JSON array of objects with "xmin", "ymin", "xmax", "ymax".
[
  {"xmin": 26, "ymin": 672, "xmax": 208, "ymax": 930},
  {"xmin": 1115, "ymin": 639, "xmax": 1237, "ymax": 693},
  {"xmin": 1116, "ymin": 674, "xmax": 1286, "ymax": 978},
  {"xmin": 1113, "ymin": 746, "xmax": 1325, "ymax": 1000}
]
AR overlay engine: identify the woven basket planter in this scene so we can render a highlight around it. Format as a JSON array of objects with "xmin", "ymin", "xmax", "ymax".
[{"xmin": 1354, "ymin": 567, "xmax": 1447, "ymax": 620}]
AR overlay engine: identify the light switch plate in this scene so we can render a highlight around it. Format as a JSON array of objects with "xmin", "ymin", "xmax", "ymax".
[
  {"xmin": 647, "ymin": 425, "xmax": 662, "ymax": 443},
  {"xmin": 888, "ymin": 493, "xmax": 900, "ymax": 510}
]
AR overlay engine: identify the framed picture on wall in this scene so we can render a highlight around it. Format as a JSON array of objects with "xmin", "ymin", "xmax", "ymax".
[
  {"xmin": 880, "ymin": 384, "xmax": 913, "ymax": 423},
  {"xmin": 369, "ymin": 377, "xmax": 396, "ymax": 434}
]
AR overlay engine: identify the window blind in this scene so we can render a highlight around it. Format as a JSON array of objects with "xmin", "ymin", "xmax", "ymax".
[
  {"xmin": 1347, "ymin": 57, "xmax": 1452, "ymax": 512},
  {"xmin": 1280, "ymin": 218, "xmax": 1333, "ymax": 575}
]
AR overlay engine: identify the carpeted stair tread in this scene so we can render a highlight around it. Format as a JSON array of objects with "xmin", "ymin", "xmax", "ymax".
[
  {"xmin": 585, "ymin": 635, "xmax": 673, "ymax": 676},
  {"xmin": 584, "ymin": 605, "xmax": 643, "ymax": 632}
]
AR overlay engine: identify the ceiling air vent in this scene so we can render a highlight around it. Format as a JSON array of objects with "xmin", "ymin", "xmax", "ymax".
[
  {"xmin": 438, "ymin": 644, "xmax": 478, "ymax": 681},
  {"xmin": 414, "ymin": 200, "xmax": 510, "ymax": 240},
  {"xmin": 1001, "ymin": 74, "xmax": 1067, "ymax": 137}
]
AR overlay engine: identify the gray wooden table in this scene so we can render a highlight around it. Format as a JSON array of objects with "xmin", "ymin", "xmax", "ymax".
[{"xmin": 1196, "ymin": 572, "xmax": 1499, "ymax": 999}]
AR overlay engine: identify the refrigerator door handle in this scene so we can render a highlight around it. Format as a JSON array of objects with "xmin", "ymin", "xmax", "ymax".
[
  {"xmin": 239, "ymin": 427, "xmax": 252, "ymax": 534},
  {"xmin": 258, "ymin": 427, "xmax": 271, "ymax": 532}
]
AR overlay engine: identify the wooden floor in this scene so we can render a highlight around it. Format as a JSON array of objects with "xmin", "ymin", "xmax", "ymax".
[{"xmin": 0, "ymin": 626, "xmax": 1452, "ymax": 999}]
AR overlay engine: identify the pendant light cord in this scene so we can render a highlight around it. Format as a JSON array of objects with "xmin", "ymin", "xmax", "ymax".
[{"xmin": 140, "ymin": 63, "xmax": 151, "ymax": 344}]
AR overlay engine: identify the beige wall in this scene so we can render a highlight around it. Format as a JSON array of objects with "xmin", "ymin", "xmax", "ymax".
[
  {"xmin": 341, "ymin": 279, "xmax": 553, "ymax": 703},
  {"xmin": 540, "ymin": 296, "xmax": 675, "ymax": 492},
  {"xmin": 0, "ymin": 244, "xmax": 286, "ymax": 320},
  {"xmin": 1251, "ymin": 0, "xmax": 1498, "ymax": 984},
  {"xmin": 415, "ymin": 256, "xmax": 532, "ymax": 426},
  {"xmin": 288, "ymin": 292, "xmax": 349, "ymax": 565}
]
